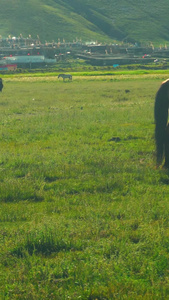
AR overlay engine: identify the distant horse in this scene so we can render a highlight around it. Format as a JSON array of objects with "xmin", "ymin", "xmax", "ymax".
[
  {"xmin": 0, "ymin": 78, "xmax": 3, "ymax": 92},
  {"xmin": 154, "ymin": 79, "xmax": 169, "ymax": 167},
  {"xmin": 58, "ymin": 74, "xmax": 72, "ymax": 81}
]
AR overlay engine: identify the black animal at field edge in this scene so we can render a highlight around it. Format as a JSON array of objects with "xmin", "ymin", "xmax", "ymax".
[
  {"xmin": 154, "ymin": 79, "xmax": 169, "ymax": 167},
  {"xmin": 0, "ymin": 78, "xmax": 3, "ymax": 92}
]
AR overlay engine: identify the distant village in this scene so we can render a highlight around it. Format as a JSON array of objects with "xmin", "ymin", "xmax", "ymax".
[{"xmin": 0, "ymin": 36, "xmax": 169, "ymax": 70}]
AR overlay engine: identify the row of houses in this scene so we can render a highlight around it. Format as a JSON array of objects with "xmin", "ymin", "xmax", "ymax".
[
  {"xmin": 0, "ymin": 54, "xmax": 57, "ymax": 70},
  {"xmin": 0, "ymin": 36, "xmax": 169, "ymax": 69}
]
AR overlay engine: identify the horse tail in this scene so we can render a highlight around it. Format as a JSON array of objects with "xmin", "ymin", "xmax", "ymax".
[{"xmin": 154, "ymin": 79, "xmax": 169, "ymax": 165}]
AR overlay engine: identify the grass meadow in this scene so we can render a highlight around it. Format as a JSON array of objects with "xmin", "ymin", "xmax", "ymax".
[{"xmin": 1, "ymin": 73, "xmax": 169, "ymax": 299}]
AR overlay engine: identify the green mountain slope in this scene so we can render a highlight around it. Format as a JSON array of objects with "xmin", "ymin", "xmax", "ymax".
[{"xmin": 0, "ymin": 0, "xmax": 169, "ymax": 44}]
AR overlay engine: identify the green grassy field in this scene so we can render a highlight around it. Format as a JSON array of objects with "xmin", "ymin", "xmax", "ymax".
[{"xmin": 1, "ymin": 74, "xmax": 169, "ymax": 299}]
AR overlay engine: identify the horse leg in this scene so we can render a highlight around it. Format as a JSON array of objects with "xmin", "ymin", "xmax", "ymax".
[{"xmin": 155, "ymin": 126, "xmax": 165, "ymax": 166}]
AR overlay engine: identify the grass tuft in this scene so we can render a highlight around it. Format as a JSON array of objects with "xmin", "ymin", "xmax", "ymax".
[{"xmin": 11, "ymin": 226, "xmax": 84, "ymax": 257}]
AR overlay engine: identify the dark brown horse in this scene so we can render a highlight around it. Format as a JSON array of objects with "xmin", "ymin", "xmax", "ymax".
[
  {"xmin": 154, "ymin": 79, "xmax": 169, "ymax": 167},
  {"xmin": 0, "ymin": 78, "xmax": 3, "ymax": 92}
]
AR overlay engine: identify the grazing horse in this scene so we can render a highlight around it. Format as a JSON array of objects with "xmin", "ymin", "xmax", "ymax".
[
  {"xmin": 154, "ymin": 79, "xmax": 169, "ymax": 167},
  {"xmin": 58, "ymin": 74, "xmax": 72, "ymax": 81},
  {"xmin": 0, "ymin": 78, "xmax": 3, "ymax": 92}
]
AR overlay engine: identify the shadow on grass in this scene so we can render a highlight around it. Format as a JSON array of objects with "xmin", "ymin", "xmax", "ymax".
[
  {"xmin": 108, "ymin": 135, "xmax": 144, "ymax": 142},
  {"xmin": 1, "ymin": 192, "xmax": 44, "ymax": 203}
]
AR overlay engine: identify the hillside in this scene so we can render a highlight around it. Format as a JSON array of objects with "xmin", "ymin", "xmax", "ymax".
[{"xmin": 0, "ymin": 0, "xmax": 169, "ymax": 44}]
